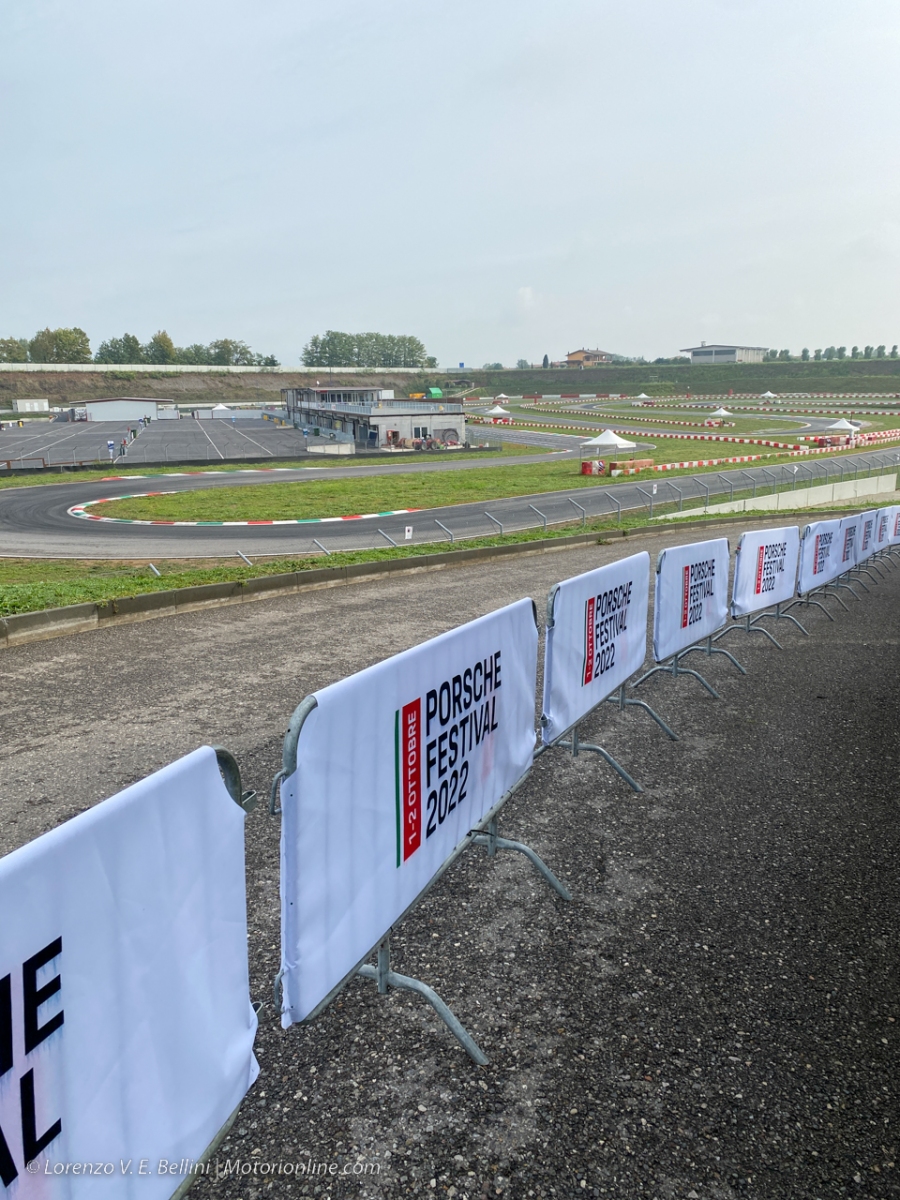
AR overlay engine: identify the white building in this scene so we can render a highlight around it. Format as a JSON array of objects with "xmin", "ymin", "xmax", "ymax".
[
  {"xmin": 84, "ymin": 398, "xmax": 180, "ymax": 421},
  {"xmin": 680, "ymin": 343, "xmax": 767, "ymax": 365},
  {"xmin": 282, "ymin": 386, "xmax": 466, "ymax": 449},
  {"xmin": 12, "ymin": 398, "xmax": 49, "ymax": 412}
]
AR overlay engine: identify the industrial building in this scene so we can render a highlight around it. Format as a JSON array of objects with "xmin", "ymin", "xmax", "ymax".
[
  {"xmin": 83, "ymin": 398, "xmax": 180, "ymax": 421},
  {"xmin": 680, "ymin": 343, "xmax": 768, "ymax": 364},
  {"xmin": 281, "ymin": 386, "xmax": 466, "ymax": 449},
  {"xmin": 12, "ymin": 398, "xmax": 49, "ymax": 413}
]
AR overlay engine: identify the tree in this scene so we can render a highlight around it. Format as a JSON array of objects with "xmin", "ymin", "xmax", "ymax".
[
  {"xmin": 542, "ymin": 354, "xmax": 549, "ymax": 368},
  {"xmin": 891, "ymin": 345, "xmax": 898, "ymax": 359},
  {"xmin": 516, "ymin": 358, "xmax": 529, "ymax": 369},
  {"xmin": 483, "ymin": 362, "xmax": 503, "ymax": 370},
  {"xmin": 876, "ymin": 344, "xmax": 886, "ymax": 358},
  {"xmin": 836, "ymin": 346, "xmax": 847, "ymax": 359},
  {"xmin": 851, "ymin": 346, "xmax": 861, "ymax": 359},
  {"xmin": 28, "ymin": 326, "xmax": 91, "ymax": 363},
  {"xmin": 814, "ymin": 349, "xmax": 823, "ymax": 361},
  {"xmin": 143, "ymin": 330, "xmax": 177, "ymax": 364},
  {"xmin": 864, "ymin": 345, "xmax": 874, "ymax": 359},
  {"xmin": 777, "ymin": 349, "xmax": 791, "ymax": 361},
  {"xmin": 302, "ymin": 330, "xmax": 428, "ymax": 369},
  {"xmin": 0, "ymin": 336, "xmax": 28, "ymax": 362},
  {"xmin": 95, "ymin": 333, "xmax": 143, "ymax": 363},
  {"xmin": 801, "ymin": 348, "xmax": 810, "ymax": 361},
  {"xmin": 823, "ymin": 346, "xmax": 836, "ymax": 360}
]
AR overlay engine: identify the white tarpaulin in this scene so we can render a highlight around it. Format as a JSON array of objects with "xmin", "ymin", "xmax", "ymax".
[
  {"xmin": 580, "ymin": 429, "xmax": 636, "ymax": 450},
  {"xmin": 730, "ymin": 526, "xmax": 800, "ymax": 617},
  {"xmin": 797, "ymin": 517, "xmax": 843, "ymax": 592},
  {"xmin": 875, "ymin": 506, "xmax": 895, "ymax": 550},
  {"xmin": 541, "ymin": 552, "xmax": 650, "ymax": 745},
  {"xmin": 279, "ymin": 599, "xmax": 539, "ymax": 1026},
  {"xmin": 0, "ymin": 747, "xmax": 258, "ymax": 1196},
  {"xmin": 892, "ymin": 508, "xmax": 900, "ymax": 545},
  {"xmin": 838, "ymin": 513, "xmax": 861, "ymax": 570},
  {"xmin": 857, "ymin": 510, "xmax": 877, "ymax": 561},
  {"xmin": 653, "ymin": 538, "xmax": 730, "ymax": 661}
]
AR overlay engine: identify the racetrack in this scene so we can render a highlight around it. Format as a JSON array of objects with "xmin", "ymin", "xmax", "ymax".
[{"xmin": 1, "ymin": 441, "xmax": 898, "ymax": 559}]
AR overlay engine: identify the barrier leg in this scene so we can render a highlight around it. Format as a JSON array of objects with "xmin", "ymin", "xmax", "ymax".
[
  {"xmin": 470, "ymin": 818, "xmax": 572, "ymax": 900},
  {"xmin": 752, "ymin": 602, "xmax": 809, "ymax": 638},
  {"xmin": 605, "ymin": 683, "xmax": 678, "ymax": 740},
  {"xmin": 714, "ymin": 614, "xmax": 783, "ymax": 650},
  {"xmin": 567, "ymin": 721, "xmax": 643, "ymax": 792},
  {"xmin": 632, "ymin": 653, "xmax": 720, "ymax": 699},
  {"xmin": 679, "ymin": 635, "xmax": 747, "ymax": 675},
  {"xmin": 832, "ymin": 579, "xmax": 861, "ymax": 601},
  {"xmin": 357, "ymin": 936, "xmax": 488, "ymax": 1065}
]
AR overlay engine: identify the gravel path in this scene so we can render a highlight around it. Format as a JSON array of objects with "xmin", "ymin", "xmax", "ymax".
[{"xmin": 1, "ymin": 521, "xmax": 897, "ymax": 1199}]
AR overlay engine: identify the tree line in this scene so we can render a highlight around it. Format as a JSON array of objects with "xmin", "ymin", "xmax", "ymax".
[
  {"xmin": 302, "ymin": 330, "xmax": 435, "ymax": 369},
  {"xmin": 0, "ymin": 327, "xmax": 279, "ymax": 366},
  {"xmin": 765, "ymin": 345, "xmax": 899, "ymax": 362}
]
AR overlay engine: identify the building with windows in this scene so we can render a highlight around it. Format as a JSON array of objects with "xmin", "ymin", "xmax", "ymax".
[
  {"xmin": 553, "ymin": 348, "xmax": 614, "ymax": 368},
  {"xmin": 680, "ymin": 343, "xmax": 768, "ymax": 365},
  {"xmin": 281, "ymin": 386, "xmax": 466, "ymax": 449}
]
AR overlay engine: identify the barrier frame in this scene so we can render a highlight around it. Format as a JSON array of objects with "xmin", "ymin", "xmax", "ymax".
[
  {"xmin": 272, "ymin": 692, "xmax": 570, "ymax": 1066},
  {"xmin": 537, "ymin": 581, "xmax": 677, "ymax": 794},
  {"xmin": 715, "ymin": 530, "xmax": 808, "ymax": 650}
]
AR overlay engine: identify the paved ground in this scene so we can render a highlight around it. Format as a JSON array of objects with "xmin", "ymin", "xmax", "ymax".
[
  {"xmin": 1, "ymin": 520, "xmax": 897, "ymax": 1198},
  {"xmin": 0, "ymin": 418, "xmax": 312, "ymax": 466},
  {"xmin": 0, "ymin": 446, "xmax": 896, "ymax": 560}
]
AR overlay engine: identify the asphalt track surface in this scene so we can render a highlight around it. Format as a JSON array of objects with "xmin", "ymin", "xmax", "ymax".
[
  {"xmin": 0, "ymin": 417, "xmax": 311, "ymax": 465},
  {"xmin": 2, "ymin": 441, "xmax": 899, "ymax": 559},
  {"xmin": 2, "ymin": 521, "xmax": 898, "ymax": 1198}
]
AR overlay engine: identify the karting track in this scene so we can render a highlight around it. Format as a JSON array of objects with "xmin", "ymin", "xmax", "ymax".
[{"xmin": 2, "ymin": 439, "xmax": 898, "ymax": 559}]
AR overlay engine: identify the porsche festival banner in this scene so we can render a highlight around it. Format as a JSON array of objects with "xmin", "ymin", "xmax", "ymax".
[
  {"xmin": 279, "ymin": 599, "xmax": 539, "ymax": 1026},
  {"xmin": 652, "ymin": 538, "xmax": 730, "ymax": 662},
  {"xmin": 875, "ymin": 506, "xmax": 896, "ymax": 550},
  {"xmin": 857, "ymin": 510, "xmax": 877, "ymax": 561},
  {"xmin": 730, "ymin": 526, "xmax": 800, "ymax": 617},
  {"xmin": 838, "ymin": 513, "xmax": 861, "ymax": 571},
  {"xmin": 797, "ymin": 517, "xmax": 843, "ymax": 592},
  {"xmin": 891, "ymin": 506, "xmax": 900, "ymax": 545},
  {"xmin": 0, "ymin": 747, "xmax": 258, "ymax": 1197},
  {"xmin": 541, "ymin": 552, "xmax": 650, "ymax": 745}
]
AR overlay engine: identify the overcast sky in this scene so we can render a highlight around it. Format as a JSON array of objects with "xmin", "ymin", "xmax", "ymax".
[{"xmin": 2, "ymin": 0, "xmax": 899, "ymax": 366}]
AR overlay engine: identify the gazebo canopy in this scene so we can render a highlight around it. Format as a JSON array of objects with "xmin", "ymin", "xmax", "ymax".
[
  {"xmin": 581, "ymin": 429, "xmax": 637, "ymax": 450},
  {"xmin": 710, "ymin": 407, "xmax": 732, "ymax": 417},
  {"xmin": 827, "ymin": 418, "xmax": 856, "ymax": 431},
  {"xmin": 760, "ymin": 391, "xmax": 777, "ymax": 398},
  {"xmin": 486, "ymin": 404, "xmax": 510, "ymax": 415},
  {"xmin": 636, "ymin": 392, "xmax": 650, "ymax": 399}
]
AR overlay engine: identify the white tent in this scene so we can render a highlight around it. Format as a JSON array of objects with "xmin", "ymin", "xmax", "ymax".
[
  {"xmin": 211, "ymin": 404, "xmax": 233, "ymax": 419},
  {"xmin": 581, "ymin": 429, "xmax": 637, "ymax": 451},
  {"xmin": 636, "ymin": 392, "xmax": 650, "ymax": 399},
  {"xmin": 827, "ymin": 418, "xmax": 856, "ymax": 431},
  {"xmin": 710, "ymin": 407, "xmax": 733, "ymax": 417},
  {"xmin": 760, "ymin": 391, "xmax": 777, "ymax": 399},
  {"xmin": 486, "ymin": 404, "xmax": 510, "ymax": 415},
  {"xmin": 495, "ymin": 393, "xmax": 509, "ymax": 399}
]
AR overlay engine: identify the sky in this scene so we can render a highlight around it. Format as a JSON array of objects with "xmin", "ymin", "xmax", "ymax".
[{"xmin": 1, "ymin": 0, "xmax": 899, "ymax": 367}]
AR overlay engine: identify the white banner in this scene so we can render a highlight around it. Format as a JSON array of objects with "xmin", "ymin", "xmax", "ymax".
[
  {"xmin": 891, "ymin": 507, "xmax": 900, "ymax": 546},
  {"xmin": 279, "ymin": 599, "xmax": 539, "ymax": 1026},
  {"xmin": 541, "ymin": 552, "xmax": 649, "ymax": 745},
  {"xmin": 0, "ymin": 747, "xmax": 258, "ymax": 1196},
  {"xmin": 838, "ymin": 513, "xmax": 861, "ymax": 570},
  {"xmin": 730, "ymin": 526, "xmax": 800, "ymax": 617},
  {"xmin": 857, "ymin": 510, "xmax": 878, "ymax": 561},
  {"xmin": 875, "ymin": 506, "xmax": 895, "ymax": 551},
  {"xmin": 652, "ymin": 538, "xmax": 729, "ymax": 661},
  {"xmin": 797, "ymin": 517, "xmax": 843, "ymax": 592}
]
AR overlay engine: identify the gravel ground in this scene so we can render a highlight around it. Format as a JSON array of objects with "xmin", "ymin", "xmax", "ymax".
[{"xmin": 1, "ymin": 522, "xmax": 897, "ymax": 1200}]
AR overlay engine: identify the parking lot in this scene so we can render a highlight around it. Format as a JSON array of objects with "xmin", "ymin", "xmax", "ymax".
[{"xmin": 0, "ymin": 416, "xmax": 310, "ymax": 467}]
